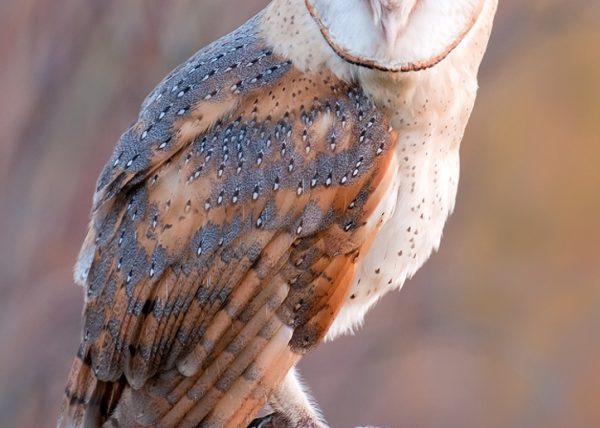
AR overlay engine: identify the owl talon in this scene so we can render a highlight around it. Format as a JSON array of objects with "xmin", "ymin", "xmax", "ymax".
[
  {"xmin": 248, "ymin": 413, "xmax": 278, "ymax": 428},
  {"xmin": 248, "ymin": 412, "xmax": 320, "ymax": 428}
]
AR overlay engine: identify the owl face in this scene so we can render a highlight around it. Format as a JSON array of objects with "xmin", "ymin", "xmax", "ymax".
[{"xmin": 305, "ymin": 0, "xmax": 485, "ymax": 71}]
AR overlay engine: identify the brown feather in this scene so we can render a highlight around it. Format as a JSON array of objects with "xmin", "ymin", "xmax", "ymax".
[{"xmin": 60, "ymin": 11, "xmax": 397, "ymax": 428}]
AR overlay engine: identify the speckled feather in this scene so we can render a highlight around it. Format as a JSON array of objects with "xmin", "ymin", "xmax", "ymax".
[
  {"xmin": 59, "ymin": 13, "xmax": 397, "ymax": 428},
  {"xmin": 61, "ymin": 0, "xmax": 499, "ymax": 424}
]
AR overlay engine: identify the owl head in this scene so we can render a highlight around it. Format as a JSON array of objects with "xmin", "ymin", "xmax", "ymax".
[{"xmin": 305, "ymin": 0, "xmax": 485, "ymax": 71}]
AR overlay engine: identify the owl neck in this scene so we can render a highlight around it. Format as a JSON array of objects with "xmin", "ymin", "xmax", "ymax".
[
  {"xmin": 356, "ymin": 0, "xmax": 497, "ymax": 128},
  {"xmin": 261, "ymin": 0, "xmax": 497, "ymax": 125}
]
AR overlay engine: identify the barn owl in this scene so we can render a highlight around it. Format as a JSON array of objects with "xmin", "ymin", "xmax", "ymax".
[{"xmin": 59, "ymin": 0, "xmax": 497, "ymax": 426}]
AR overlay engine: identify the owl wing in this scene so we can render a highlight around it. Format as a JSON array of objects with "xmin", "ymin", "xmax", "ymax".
[{"xmin": 60, "ymin": 17, "xmax": 398, "ymax": 428}]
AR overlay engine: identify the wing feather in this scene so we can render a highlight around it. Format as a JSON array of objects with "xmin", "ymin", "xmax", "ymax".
[{"xmin": 60, "ymin": 13, "xmax": 398, "ymax": 428}]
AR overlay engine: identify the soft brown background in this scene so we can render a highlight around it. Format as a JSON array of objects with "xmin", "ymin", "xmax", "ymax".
[{"xmin": 1, "ymin": 1, "xmax": 599, "ymax": 427}]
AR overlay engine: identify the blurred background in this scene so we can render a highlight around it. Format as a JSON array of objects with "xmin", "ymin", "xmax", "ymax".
[{"xmin": 1, "ymin": 0, "xmax": 599, "ymax": 427}]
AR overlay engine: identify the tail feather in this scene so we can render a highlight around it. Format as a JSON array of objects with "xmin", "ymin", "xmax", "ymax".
[{"xmin": 58, "ymin": 349, "xmax": 125, "ymax": 428}]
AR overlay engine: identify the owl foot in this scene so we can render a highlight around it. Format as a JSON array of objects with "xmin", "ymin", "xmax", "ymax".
[
  {"xmin": 249, "ymin": 413, "xmax": 283, "ymax": 428},
  {"xmin": 249, "ymin": 412, "xmax": 320, "ymax": 428}
]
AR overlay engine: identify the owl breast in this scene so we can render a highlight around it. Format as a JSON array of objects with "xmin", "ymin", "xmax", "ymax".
[
  {"xmin": 327, "ymin": 136, "xmax": 461, "ymax": 339},
  {"xmin": 325, "ymin": 65, "xmax": 477, "ymax": 339},
  {"xmin": 322, "ymin": 27, "xmax": 482, "ymax": 338}
]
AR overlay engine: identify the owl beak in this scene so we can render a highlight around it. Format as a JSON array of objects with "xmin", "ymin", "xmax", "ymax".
[{"xmin": 381, "ymin": 10, "xmax": 402, "ymax": 50}]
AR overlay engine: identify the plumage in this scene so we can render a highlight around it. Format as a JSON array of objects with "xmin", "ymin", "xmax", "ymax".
[{"xmin": 59, "ymin": 0, "xmax": 497, "ymax": 427}]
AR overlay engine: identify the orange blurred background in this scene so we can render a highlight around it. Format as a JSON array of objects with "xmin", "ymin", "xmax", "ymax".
[{"xmin": 1, "ymin": 1, "xmax": 599, "ymax": 427}]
